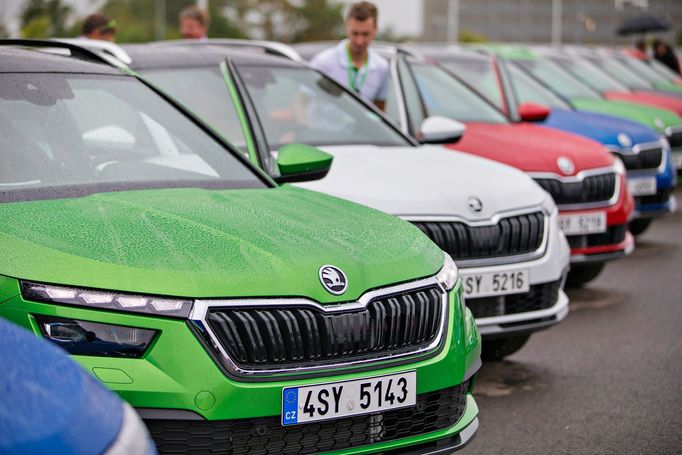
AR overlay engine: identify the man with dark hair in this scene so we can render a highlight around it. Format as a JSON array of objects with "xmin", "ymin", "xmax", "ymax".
[
  {"xmin": 310, "ymin": 1, "xmax": 389, "ymax": 110},
  {"xmin": 179, "ymin": 5, "xmax": 210, "ymax": 40},
  {"xmin": 81, "ymin": 14, "xmax": 117, "ymax": 42}
]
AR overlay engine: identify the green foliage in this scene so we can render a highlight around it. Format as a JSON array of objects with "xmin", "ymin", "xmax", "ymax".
[
  {"xmin": 459, "ymin": 29, "xmax": 487, "ymax": 43},
  {"xmin": 376, "ymin": 26, "xmax": 414, "ymax": 43},
  {"xmin": 19, "ymin": 0, "xmax": 73, "ymax": 38},
  {"xmin": 291, "ymin": 0, "xmax": 345, "ymax": 43}
]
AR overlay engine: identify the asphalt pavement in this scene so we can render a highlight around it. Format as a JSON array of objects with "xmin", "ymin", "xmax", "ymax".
[{"xmin": 466, "ymin": 187, "xmax": 682, "ymax": 455}]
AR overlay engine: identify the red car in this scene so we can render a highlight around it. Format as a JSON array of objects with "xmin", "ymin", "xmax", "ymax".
[{"xmin": 375, "ymin": 46, "xmax": 635, "ymax": 285}]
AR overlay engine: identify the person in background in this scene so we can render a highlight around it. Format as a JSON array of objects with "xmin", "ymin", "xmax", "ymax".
[
  {"xmin": 652, "ymin": 38, "xmax": 681, "ymax": 75},
  {"xmin": 310, "ymin": 1, "xmax": 388, "ymax": 110},
  {"xmin": 179, "ymin": 5, "xmax": 210, "ymax": 40},
  {"xmin": 81, "ymin": 14, "xmax": 117, "ymax": 42},
  {"xmin": 634, "ymin": 38, "xmax": 647, "ymax": 57}
]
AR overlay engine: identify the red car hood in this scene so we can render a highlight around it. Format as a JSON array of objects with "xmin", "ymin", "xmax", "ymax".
[
  {"xmin": 604, "ymin": 90, "xmax": 682, "ymax": 116},
  {"xmin": 450, "ymin": 122, "xmax": 614, "ymax": 175}
]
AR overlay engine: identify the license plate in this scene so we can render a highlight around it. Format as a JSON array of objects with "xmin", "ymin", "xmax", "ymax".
[
  {"xmin": 672, "ymin": 152, "xmax": 682, "ymax": 170},
  {"xmin": 628, "ymin": 177, "xmax": 657, "ymax": 196},
  {"xmin": 462, "ymin": 269, "xmax": 529, "ymax": 298},
  {"xmin": 282, "ymin": 371, "xmax": 416, "ymax": 426},
  {"xmin": 559, "ymin": 212, "xmax": 607, "ymax": 235}
]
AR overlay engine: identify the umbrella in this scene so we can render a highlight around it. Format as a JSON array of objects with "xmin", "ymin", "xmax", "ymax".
[{"xmin": 617, "ymin": 13, "xmax": 671, "ymax": 36}]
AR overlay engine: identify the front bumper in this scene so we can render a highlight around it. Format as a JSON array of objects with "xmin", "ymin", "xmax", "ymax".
[
  {"xmin": 0, "ymin": 277, "xmax": 481, "ymax": 454},
  {"xmin": 458, "ymin": 208, "xmax": 570, "ymax": 338},
  {"xmin": 561, "ymin": 173, "xmax": 635, "ymax": 263}
]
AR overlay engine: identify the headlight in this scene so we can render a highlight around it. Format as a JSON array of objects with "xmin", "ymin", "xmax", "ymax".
[
  {"xmin": 541, "ymin": 194, "xmax": 558, "ymax": 216},
  {"xmin": 613, "ymin": 156, "xmax": 626, "ymax": 176},
  {"xmin": 436, "ymin": 253, "xmax": 459, "ymax": 291},
  {"xmin": 21, "ymin": 281, "xmax": 193, "ymax": 318},
  {"xmin": 35, "ymin": 315, "xmax": 157, "ymax": 358}
]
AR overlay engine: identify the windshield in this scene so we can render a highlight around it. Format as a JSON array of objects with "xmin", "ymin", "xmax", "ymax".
[
  {"xmin": 0, "ymin": 73, "xmax": 264, "ymax": 202},
  {"xmin": 440, "ymin": 58, "xmax": 505, "ymax": 110},
  {"xmin": 513, "ymin": 58, "xmax": 601, "ymax": 100},
  {"xmin": 649, "ymin": 59, "xmax": 681, "ymax": 83},
  {"xmin": 505, "ymin": 62, "xmax": 572, "ymax": 110},
  {"xmin": 583, "ymin": 56, "xmax": 651, "ymax": 89},
  {"xmin": 549, "ymin": 55, "xmax": 630, "ymax": 93},
  {"xmin": 142, "ymin": 66, "xmax": 250, "ymax": 156},
  {"xmin": 617, "ymin": 56, "xmax": 672, "ymax": 85},
  {"xmin": 408, "ymin": 61, "xmax": 508, "ymax": 124},
  {"xmin": 236, "ymin": 65, "xmax": 410, "ymax": 150}
]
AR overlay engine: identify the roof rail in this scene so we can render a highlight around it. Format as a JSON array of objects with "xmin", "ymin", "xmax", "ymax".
[
  {"xmin": 152, "ymin": 39, "xmax": 303, "ymax": 62},
  {"xmin": 0, "ymin": 38, "xmax": 122, "ymax": 67},
  {"xmin": 51, "ymin": 38, "xmax": 132, "ymax": 66}
]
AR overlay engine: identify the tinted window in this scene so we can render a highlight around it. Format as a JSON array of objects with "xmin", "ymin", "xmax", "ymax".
[
  {"xmin": 584, "ymin": 56, "xmax": 651, "ymax": 89},
  {"xmin": 441, "ymin": 59, "xmax": 505, "ymax": 109},
  {"xmin": 549, "ymin": 56, "xmax": 629, "ymax": 93},
  {"xmin": 142, "ymin": 66, "xmax": 250, "ymax": 156},
  {"xmin": 237, "ymin": 65, "xmax": 409, "ymax": 150},
  {"xmin": 408, "ymin": 60, "xmax": 508, "ymax": 124},
  {"xmin": 0, "ymin": 73, "xmax": 264, "ymax": 201},
  {"xmin": 514, "ymin": 58, "xmax": 601, "ymax": 100},
  {"xmin": 506, "ymin": 63, "xmax": 572, "ymax": 109}
]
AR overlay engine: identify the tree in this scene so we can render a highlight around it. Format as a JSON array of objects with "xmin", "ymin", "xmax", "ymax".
[
  {"xmin": 20, "ymin": 0, "xmax": 73, "ymax": 38},
  {"xmin": 291, "ymin": 0, "xmax": 344, "ymax": 42}
]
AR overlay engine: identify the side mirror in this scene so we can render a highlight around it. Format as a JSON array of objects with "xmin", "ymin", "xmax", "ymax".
[
  {"xmin": 275, "ymin": 143, "xmax": 333, "ymax": 184},
  {"xmin": 518, "ymin": 102, "xmax": 550, "ymax": 122},
  {"xmin": 418, "ymin": 116, "xmax": 467, "ymax": 144}
]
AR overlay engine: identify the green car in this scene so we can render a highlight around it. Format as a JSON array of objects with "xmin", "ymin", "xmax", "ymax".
[
  {"xmin": 489, "ymin": 45, "xmax": 682, "ymax": 137},
  {"xmin": 0, "ymin": 43, "xmax": 480, "ymax": 453}
]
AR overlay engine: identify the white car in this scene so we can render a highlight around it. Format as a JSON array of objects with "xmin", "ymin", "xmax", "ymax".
[{"xmin": 110, "ymin": 41, "xmax": 571, "ymax": 360}]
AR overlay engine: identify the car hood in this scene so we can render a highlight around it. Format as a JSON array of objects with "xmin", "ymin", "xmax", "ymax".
[
  {"xmin": 451, "ymin": 122, "xmax": 614, "ymax": 175},
  {"xmin": 604, "ymin": 90, "xmax": 682, "ymax": 117},
  {"xmin": 0, "ymin": 186, "xmax": 442, "ymax": 303},
  {"xmin": 571, "ymin": 97, "xmax": 682, "ymax": 133},
  {"xmin": 295, "ymin": 144, "xmax": 547, "ymax": 220},
  {"xmin": 541, "ymin": 109, "xmax": 660, "ymax": 149}
]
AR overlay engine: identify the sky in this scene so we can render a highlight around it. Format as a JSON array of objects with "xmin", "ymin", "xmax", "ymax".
[{"xmin": 2, "ymin": 0, "xmax": 424, "ymax": 38}]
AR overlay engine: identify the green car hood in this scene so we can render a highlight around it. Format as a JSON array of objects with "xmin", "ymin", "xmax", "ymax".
[
  {"xmin": 0, "ymin": 186, "xmax": 442, "ymax": 303},
  {"xmin": 571, "ymin": 97, "xmax": 682, "ymax": 133},
  {"xmin": 653, "ymin": 82, "xmax": 682, "ymax": 95}
]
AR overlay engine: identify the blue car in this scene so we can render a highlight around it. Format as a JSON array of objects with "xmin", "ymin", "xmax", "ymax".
[
  {"xmin": 0, "ymin": 318, "xmax": 156, "ymax": 455},
  {"xmin": 423, "ymin": 46, "xmax": 677, "ymax": 235}
]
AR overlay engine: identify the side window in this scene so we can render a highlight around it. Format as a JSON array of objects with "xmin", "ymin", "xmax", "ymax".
[
  {"xmin": 397, "ymin": 57, "xmax": 427, "ymax": 137},
  {"xmin": 383, "ymin": 74, "xmax": 401, "ymax": 123}
]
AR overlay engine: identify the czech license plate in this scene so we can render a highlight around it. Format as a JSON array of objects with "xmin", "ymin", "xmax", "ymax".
[
  {"xmin": 559, "ymin": 212, "xmax": 607, "ymax": 235},
  {"xmin": 628, "ymin": 177, "xmax": 657, "ymax": 196},
  {"xmin": 462, "ymin": 269, "xmax": 529, "ymax": 298},
  {"xmin": 282, "ymin": 371, "xmax": 416, "ymax": 426},
  {"xmin": 672, "ymin": 152, "xmax": 682, "ymax": 170}
]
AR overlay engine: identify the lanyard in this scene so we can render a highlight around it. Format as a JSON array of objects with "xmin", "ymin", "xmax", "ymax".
[{"xmin": 346, "ymin": 45, "xmax": 368, "ymax": 93}]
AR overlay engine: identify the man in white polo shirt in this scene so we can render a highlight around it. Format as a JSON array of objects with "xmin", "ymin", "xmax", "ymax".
[{"xmin": 310, "ymin": 2, "xmax": 389, "ymax": 110}]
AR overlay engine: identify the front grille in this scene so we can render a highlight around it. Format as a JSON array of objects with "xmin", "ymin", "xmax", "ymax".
[
  {"xmin": 145, "ymin": 382, "xmax": 469, "ymax": 455},
  {"xmin": 636, "ymin": 187, "xmax": 674, "ymax": 205},
  {"xmin": 566, "ymin": 224, "xmax": 627, "ymax": 249},
  {"xmin": 667, "ymin": 129, "xmax": 682, "ymax": 148},
  {"xmin": 534, "ymin": 173, "xmax": 616, "ymax": 206},
  {"xmin": 206, "ymin": 286, "xmax": 444, "ymax": 371},
  {"xmin": 412, "ymin": 212, "xmax": 545, "ymax": 261},
  {"xmin": 466, "ymin": 280, "xmax": 561, "ymax": 319},
  {"xmin": 615, "ymin": 147, "xmax": 662, "ymax": 170}
]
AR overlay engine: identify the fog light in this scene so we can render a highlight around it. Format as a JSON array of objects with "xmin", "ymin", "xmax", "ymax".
[{"xmin": 35, "ymin": 315, "xmax": 156, "ymax": 358}]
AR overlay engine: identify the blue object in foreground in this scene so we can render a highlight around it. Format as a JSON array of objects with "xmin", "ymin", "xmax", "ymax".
[{"xmin": 0, "ymin": 318, "xmax": 156, "ymax": 455}]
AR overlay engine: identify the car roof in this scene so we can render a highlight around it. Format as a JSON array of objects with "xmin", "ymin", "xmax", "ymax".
[
  {"xmin": 123, "ymin": 43, "xmax": 302, "ymax": 70},
  {"xmin": 0, "ymin": 46, "xmax": 124, "ymax": 74}
]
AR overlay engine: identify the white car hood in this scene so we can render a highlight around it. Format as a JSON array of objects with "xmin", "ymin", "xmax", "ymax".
[{"xmin": 294, "ymin": 145, "xmax": 548, "ymax": 221}]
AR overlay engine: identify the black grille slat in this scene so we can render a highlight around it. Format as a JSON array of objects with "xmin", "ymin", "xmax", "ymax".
[
  {"xmin": 635, "ymin": 187, "xmax": 674, "ymax": 205},
  {"xmin": 615, "ymin": 147, "xmax": 663, "ymax": 170},
  {"xmin": 534, "ymin": 173, "xmax": 616, "ymax": 206},
  {"xmin": 668, "ymin": 131, "xmax": 682, "ymax": 148},
  {"xmin": 145, "ymin": 382, "xmax": 470, "ymax": 455},
  {"xmin": 413, "ymin": 212, "xmax": 544, "ymax": 261},
  {"xmin": 467, "ymin": 279, "xmax": 562, "ymax": 319},
  {"xmin": 206, "ymin": 286, "xmax": 444, "ymax": 371}
]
